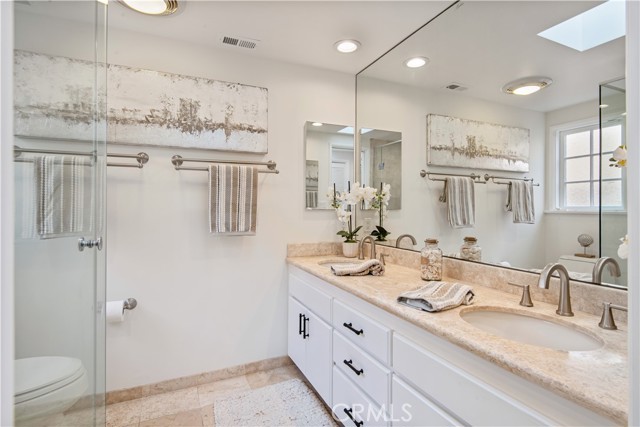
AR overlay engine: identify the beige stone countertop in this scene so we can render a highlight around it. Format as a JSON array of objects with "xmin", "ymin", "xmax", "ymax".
[{"xmin": 286, "ymin": 255, "xmax": 628, "ymax": 425}]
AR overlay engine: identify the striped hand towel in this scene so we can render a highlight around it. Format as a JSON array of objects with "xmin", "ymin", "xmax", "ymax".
[
  {"xmin": 397, "ymin": 281, "xmax": 475, "ymax": 312},
  {"xmin": 444, "ymin": 177, "xmax": 475, "ymax": 228},
  {"xmin": 331, "ymin": 259, "xmax": 385, "ymax": 276},
  {"xmin": 209, "ymin": 164, "xmax": 258, "ymax": 235},
  {"xmin": 32, "ymin": 155, "xmax": 93, "ymax": 239},
  {"xmin": 506, "ymin": 181, "xmax": 535, "ymax": 224}
]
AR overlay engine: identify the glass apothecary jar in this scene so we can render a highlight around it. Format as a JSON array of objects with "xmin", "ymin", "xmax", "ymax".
[
  {"xmin": 460, "ymin": 236, "xmax": 482, "ymax": 261},
  {"xmin": 421, "ymin": 238, "xmax": 442, "ymax": 281}
]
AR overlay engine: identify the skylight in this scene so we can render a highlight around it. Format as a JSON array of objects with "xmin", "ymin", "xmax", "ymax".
[
  {"xmin": 338, "ymin": 127, "xmax": 373, "ymax": 135},
  {"xmin": 537, "ymin": 0, "xmax": 625, "ymax": 52}
]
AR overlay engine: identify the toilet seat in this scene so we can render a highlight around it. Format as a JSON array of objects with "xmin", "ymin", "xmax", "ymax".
[{"xmin": 15, "ymin": 357, "xmax": 86, "ymax": 403}]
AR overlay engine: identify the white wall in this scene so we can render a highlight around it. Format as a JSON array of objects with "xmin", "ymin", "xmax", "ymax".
[
  {"xmin": 357, "ymin": 77, "xmax": 547, "ymax": 269},
  {"xmin": 14, "ymin": 10, "xmax": 354, "ymax": 391}
]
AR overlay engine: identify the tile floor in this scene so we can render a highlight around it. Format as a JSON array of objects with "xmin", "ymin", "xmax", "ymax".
[
  {"xmin": 106, "ymin": 365, "xmax": 305, "ymax": 427},
  {"xmin": 20, "ymin": 365, "xmax": 308, "ymax": 427}
]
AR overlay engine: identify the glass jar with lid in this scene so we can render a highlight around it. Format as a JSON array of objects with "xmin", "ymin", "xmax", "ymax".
[
  {"xmin": 460, "ymin": 236, "xmax": 482, "ymax": 261},
  {"xmin": 420, "ymin": 238, "xmax": 442, "ymax": 281}
]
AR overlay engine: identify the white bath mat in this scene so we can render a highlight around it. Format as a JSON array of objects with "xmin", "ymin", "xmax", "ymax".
[{"xmin": 213, "ymin": 378, "xmax": 336, "ymax": 426}]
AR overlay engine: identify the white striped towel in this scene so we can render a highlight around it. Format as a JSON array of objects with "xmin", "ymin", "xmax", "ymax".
[
  {"xmin": 443, "ymin": 177, "xmax": 475, "ymax": 228},
  {"xmin": 397, "ymin": 281, "xmax": 475, "ymax": 312},
  {"xmin": 29, "ymin": 155, "xmax": 93, "ymax": 239},
  {"xmin": 331, "ymin": 259, "xmax": 385, "ymax": 276},
  {"xmin": 209, "ymin": 164, "xmax": 258, "ymax": 235},
  {"xmin": 506, "ymin": 181, "xmax": 535, "ymax": 224}
]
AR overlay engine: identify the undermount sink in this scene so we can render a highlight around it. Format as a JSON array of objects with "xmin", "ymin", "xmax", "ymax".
[
  {"xmin": 460, "ymin": 309, "xmax": 603, "ymax": 352},
  {"xmin": 318, "ymin": 259, "xmax": 362, "ymax": 270}
]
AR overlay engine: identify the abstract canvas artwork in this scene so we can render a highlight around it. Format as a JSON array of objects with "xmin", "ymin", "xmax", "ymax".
[
  {"xmin": 14, "ymin": 50, "xmax": 269, "ymax": 153},
  {"xmin": 427, "ymin": 114, "xmax": 529, "ymax": 172}
]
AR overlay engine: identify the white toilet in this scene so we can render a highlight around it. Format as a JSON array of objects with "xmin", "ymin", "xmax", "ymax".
[{"xmin": 14, "ymin": 357, "xmax": 89, "ymax": 421}]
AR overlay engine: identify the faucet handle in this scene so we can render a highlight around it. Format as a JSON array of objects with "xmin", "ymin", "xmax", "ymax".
[
  {"xmin": 507, "ymin": 282, "xmax": 533, "ymax": 307},
  {"xmin": 598, "ymin": 302, "xmax": 628, "ymax": 330}
]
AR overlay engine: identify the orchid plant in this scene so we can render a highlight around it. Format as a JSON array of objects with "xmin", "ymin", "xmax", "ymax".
[
  {"xmin": 618, "ymin": 235, "xmax": 629, "ymax": 260},
  {"xmin": 327, "ymin": 182, "xmax": 376, "ymax": 243},
  {"xmin": 610, "ymin": 145, "xmax": 627, "ymax": 168},
  {"xmin": 369, "ymin": 183, "xmax": 391, "ymax": 241}
]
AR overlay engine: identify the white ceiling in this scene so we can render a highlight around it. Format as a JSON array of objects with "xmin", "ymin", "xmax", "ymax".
[
  {"xmin": 19, "ymin": 1, "xmax": 455, "ymax": 75},
  {"xmin": 359, "ymin": 1, "xmax": 626, "ymax": 112}
]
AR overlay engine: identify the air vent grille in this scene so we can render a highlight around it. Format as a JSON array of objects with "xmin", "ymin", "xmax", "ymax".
[
  {"xmin": 222, "ymin": 36, "xmax": 258, "ymax": 49},
  {"xmin": 444, "ymin": 83, "xmax": 468, "ymax": 92}
]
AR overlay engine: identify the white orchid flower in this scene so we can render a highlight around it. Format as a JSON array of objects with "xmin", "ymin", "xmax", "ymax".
[{"xmin": 618, "ymin": 234, "xmax": 629, "ymax": 259}]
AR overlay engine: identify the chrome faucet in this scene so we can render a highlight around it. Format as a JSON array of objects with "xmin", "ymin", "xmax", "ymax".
[
  {"xmin": 396, "ymin": 234, "xmax": 417, "ymax": 248},
  {"xmin": 538, "ymin": 263, "xmax": 573, "ymax": 316},
  {"xmin": 358, "ymin": 236, "xmax": 377, "ymax": 260},
  {"xmin": 592, "ymin": 257, "xmax": 621, "ymax": 284}
]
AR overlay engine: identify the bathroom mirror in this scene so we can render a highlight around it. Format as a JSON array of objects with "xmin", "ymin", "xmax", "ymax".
[
  {"xmin": 356, "ymin": 1, "xmax": 627, "ymax": 288},
  {"xmin": 304, "ymin": 122, "xmax": 355, "ymax": 209}
]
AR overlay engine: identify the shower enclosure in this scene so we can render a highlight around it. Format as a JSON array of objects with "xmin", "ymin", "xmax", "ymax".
[{"xmin": 13, "ymin": 1, "xmax": 107, "ymax": 425}]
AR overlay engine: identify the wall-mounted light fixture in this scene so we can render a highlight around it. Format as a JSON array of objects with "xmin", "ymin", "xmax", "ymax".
[
  {"xmin": 502, "ymin": 76, "xmax": 553, "ymax": 96},
  {"xmin": 119, "ymin": 0, "xmax": 179, "ymax": 16}
]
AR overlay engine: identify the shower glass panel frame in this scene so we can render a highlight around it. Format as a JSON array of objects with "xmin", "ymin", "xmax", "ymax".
[{"xmin": 13, "ymin": 1, "xmax": 107, "ymax": 425}]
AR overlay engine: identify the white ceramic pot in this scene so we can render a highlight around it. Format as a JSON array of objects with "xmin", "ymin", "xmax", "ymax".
[{"xmin": 342, "ymin": 242, "xmax": 359, "ymax": 258}]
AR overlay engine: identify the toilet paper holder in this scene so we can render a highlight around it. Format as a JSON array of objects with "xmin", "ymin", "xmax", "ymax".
[{"xmin": 123, "ymin": 298, "xmax": 138, "ymax": 310}]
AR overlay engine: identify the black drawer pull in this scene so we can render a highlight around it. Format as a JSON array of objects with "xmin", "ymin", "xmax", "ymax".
[
  {"xmin": 303, "ymin": 315, "xmax": 309, "ymax": 339},
  {"xmin": 343, "ymin": 322, "xmax": 363, "ymax": 335},
  {"xmin": 344, "ymin": 407, "xmax": 364, "ymax": 427},
  {"xmin": 298, "ymin": 313, "xmax": 304, "ymax": 335},
  {"xmin": 343, "ymin": 359, "xmax": 364, "ymax": 376}
]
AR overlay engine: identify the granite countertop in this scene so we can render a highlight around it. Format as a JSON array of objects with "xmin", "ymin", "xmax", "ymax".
[{"xmin": 286, "ymin": 255, "xmax": 628, "ymax": 425}]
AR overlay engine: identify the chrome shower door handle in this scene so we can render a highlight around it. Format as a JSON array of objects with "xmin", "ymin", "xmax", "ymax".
[{"xmin": 78, "ymin": 237, "xmax": 103, "ymax": 252}]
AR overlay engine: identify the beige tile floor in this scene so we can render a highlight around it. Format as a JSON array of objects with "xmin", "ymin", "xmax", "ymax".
[{"xmin": 19, "ymin": 365, "xmax": 307, "ymax": 427}]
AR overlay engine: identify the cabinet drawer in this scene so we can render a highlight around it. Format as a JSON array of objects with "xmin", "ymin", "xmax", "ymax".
[
  {"xmin": 289, "ymin": 273, "xmax": 332, "ymax": 323},
  {"xmin": 334, "ymin": 331, "xmax": 390, "ymax": 408},
  {"xmin": 333, "ymin": 300, "xmax": 390, "ymax": 364},
  {"xmin": 333, "ymin": 367, "xmax": 389, "ymax": 427},
  {"xmin": 393, "ymin": 334, "xmax": 550, "ymax": 426},
  {"xmin": 391, "ymin": 376, "xmax": 460, "ymax": 427}
]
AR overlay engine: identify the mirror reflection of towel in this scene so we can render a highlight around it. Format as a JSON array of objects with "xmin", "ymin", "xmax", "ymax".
[
  {"xmin": 506, "ymin": 181, "xmax": 535, "ymax": 224},
  {"xmin": 444, "ymin": 177, "xmax": 475, "ymax": 228}
]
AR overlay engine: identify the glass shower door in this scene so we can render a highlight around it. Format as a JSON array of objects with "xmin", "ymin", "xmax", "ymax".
[{"xmin": 13, "ymin": 1, "xmax": 107, "ymax": 425}]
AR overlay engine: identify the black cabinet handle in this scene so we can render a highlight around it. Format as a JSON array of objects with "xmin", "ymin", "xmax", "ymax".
[
  {"xmin": 298, "ymin": 313, "xmax": 304, "ymax": 336},
  {"xmin": 343, "ymin": 322, "xmax": 363, "ymax": 336},
  {"xmin": 343, "ymin": 359, "xmax": 364, "ymax": 376},
  {"xmin": 303, "ymin": 315, "xmax": 309, "ymax": 339},
  {"xmin": 343, "ymin": 407, "xmax": 364, "ymax": 427}
]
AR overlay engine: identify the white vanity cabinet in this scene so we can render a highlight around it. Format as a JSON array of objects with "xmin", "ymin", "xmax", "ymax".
[
  {"xmin": 287, "ymin": 274, "xmax": 332, "ymax": 405},
  {"xmin": 287, "ymin": 265, "xmax": 618, "ymax": 427}
]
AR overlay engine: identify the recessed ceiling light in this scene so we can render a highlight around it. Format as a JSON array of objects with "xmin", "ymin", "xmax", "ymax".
[
  {"xmin": 311, "ymin": 122, "xmax": 323, "ymax": 127},
  {"xmin": 502, "ymin": 77, "xmax": 553, "ymax": 96},
  {"xmin": 334, "ymin": 40, "xmax": 360, "ymax": 54},
  {"xmin": 600, "ymin": 104, "xmax": 609, "ymax": 108},
  {"xmin": 404, "ymin": 57, "xmax": 429, "ymax": 68},
  {"xmin": 119, "ymin": 0, "xmax": 178, "ymax": 15}
]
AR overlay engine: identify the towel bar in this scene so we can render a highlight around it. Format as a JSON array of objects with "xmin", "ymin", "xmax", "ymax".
[
  {"xmin": 171, "ymin": 155, "xmax": 279, "ymax": 174},
  {"xmin": 13, "ymin": 146, "xmax": 150, "ymax": 169},
  {"xmin": 420, "ymin": 170, "xmax": 485, "ymax": 184},
  {"xmin": 484, "ymin": 173, "xmax": 540, "ymax": 186}
]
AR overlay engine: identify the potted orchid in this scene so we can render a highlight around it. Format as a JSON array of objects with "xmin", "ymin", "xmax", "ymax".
[
  {"xmin": 369, "ymin": 183, "xmax": 391, "ymax": 241},
  {"xmin": 328, "ymin": 182, "xmax": 375, "ymax": 257},
  {"xmin": 610, "ymin": 145, "xmax": 627, "ymax": 168}
]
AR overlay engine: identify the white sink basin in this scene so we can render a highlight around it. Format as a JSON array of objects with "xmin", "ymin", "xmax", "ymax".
[
  {"xmin": 318, "ymin": 259, "xmax": 362, "ymax": 270},
  {"xmin": 460, "ymin": 309, "xmax": 603, "ymax": 351}
]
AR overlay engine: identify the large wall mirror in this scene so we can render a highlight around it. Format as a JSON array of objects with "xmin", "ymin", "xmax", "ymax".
[{"xmin": 356, "ymin": 1, "xmax": 627, "ymax": 288}]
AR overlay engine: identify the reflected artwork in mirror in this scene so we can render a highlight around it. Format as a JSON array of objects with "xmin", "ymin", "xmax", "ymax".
[
  {"xmin": 355, "ymin": 1, "xmax": 627, "ymax": 288},
  {"xmin": 304, "ymin": 122, "xmax": 354, "ymax": 210}
]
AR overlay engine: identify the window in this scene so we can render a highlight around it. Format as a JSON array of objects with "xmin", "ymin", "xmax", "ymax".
[{"xmin": 558, "ymin": 121, "xmax": 625, "ymax": 211}]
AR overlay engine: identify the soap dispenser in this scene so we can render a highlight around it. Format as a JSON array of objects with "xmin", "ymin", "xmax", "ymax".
[{"xmin": 421, "ymin": 238, "xmax": 442, "ymax": 281}]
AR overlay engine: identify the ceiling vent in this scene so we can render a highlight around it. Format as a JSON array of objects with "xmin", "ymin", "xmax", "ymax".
[
  {"xmin": 444, "ymin": 83, "xmax": 468, "ymax": 92},
  {"xmin": 222, "ymin": 36, "xmax": 259, "ymax": 50}
]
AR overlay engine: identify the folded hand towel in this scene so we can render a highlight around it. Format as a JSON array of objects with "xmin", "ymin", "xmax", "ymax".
[
  {"xmin": 506, "ymin": 181, "xmax": 535, "ymax": 224},
  {"xmin": 397, "ymin": 281, "xmax": 474, "ymax": 312},
  {"xmin": 209, "ymin": 164, "xmax": 258, "ymax": 235},
  {"xmin": 331, "ymin": 259, "xmax": 385, "ymax": 276},
  {"xmin": 443, "ymin": 177, "xmax": 475, "ymax": 228}
]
